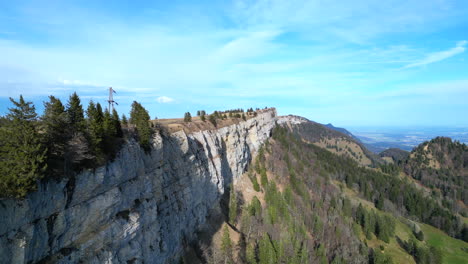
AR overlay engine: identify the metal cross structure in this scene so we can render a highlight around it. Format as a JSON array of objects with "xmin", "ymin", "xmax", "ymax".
[{"xmin": 107, "ymin": 87, "xmax": 118, "ymax": 112}]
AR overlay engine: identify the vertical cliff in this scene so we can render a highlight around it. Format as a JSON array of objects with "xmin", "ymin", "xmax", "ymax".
[{"xmin": 0, "ymin": 109, "xmax": 277, "ymax": 264}]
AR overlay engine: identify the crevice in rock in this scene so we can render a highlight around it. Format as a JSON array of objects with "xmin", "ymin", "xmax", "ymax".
[
  {"xmin": 64, "ymin": 175, "xmax": 76, "ymax": 209},
  {"xmin": 46, "ymin": 212, "xmax": 58, "ymax": 252},
  {"xmin": 115, "ymin": 209, "xmax": 130, "ymax": 221}
]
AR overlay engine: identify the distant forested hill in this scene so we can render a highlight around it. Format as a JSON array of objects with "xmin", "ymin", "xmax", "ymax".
[
  {"xmin": 380, "ymin": 148, "xmax": 410, "ymax": 163},
  {"xmin": 201, "ymin": 119, "xmax": 467, "ymax": 264},
  {"xmin": 402, "ymin": 137, "xmax": 468, "ymax": 209}
]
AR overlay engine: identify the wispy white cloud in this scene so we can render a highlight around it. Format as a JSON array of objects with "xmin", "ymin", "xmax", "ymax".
[
  {"xmin": 0, "ymin": 0, "xmax": 467, "ymax": 126},
  {"xmin": 156, "ymin": 96, "xmax": 174, "ymax": 103},
  {"xmin": 404, "ymin": 40, "xmax": 467, "ymax": 68}
]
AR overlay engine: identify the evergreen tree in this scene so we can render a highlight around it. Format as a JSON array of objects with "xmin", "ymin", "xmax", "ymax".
[
  {"xmin": 66, "ymin": 92, "xmax": 85, "ymax": 134},
  {"xmin": 130, "ymin": 101, "xmax": 152, "ymax": 150},
  {"xmin": 259, "ymin": 235, "xmax": 277, "ymax": 264},
  {"xmin": 42, "ymin": 96, "xmax": 68, "ymax": 176},
  {"xmin": 246, "ymin": 242, "xmax": 257, "ymax": 264},
  {"xmin": 229, "ymin": 186, "xmax": 238, "ymax": 224},
  {"xmin": 86, "ymin": 101, "xmax": 105, "ymax": 158},
  {"xmin": 342, "ymin": 198, "xmax": 352, "ymax": 217},
  {"xmin": 121, "ymin": 114, "xmax": 128, "ymax": 126},
  {"xmin": 415, "ymin": 230, "xmax": 424, "ymax": 241},
  {"xmin": 200, "ymin": 110, "xmax": 206, "ymax": 122},
  {"xmin": 102, "ymin": 109, "xmax": 114, "ymax": 153},
  {"xmin": 184, "ymin": 112, "xmax": 192, "ymax": 122},
  {"xmin": 112, "ymin": 108, "xmax": 123, "ymax": 138},
  {"xmin": 103, "ymin": 109, "xmax": 116, "ymax": 138},
  {"xmin": 221, "ymin": 225, "xmax": 233, "ymax": 264},
  {"xmin": 0, "ymin": 96, "xmax": 47, "ymax": 198},
  {"xmin": 209, "ymin": 114, "xmax": 217, "ymax": 127},
  {"xmin": 375, "ymin": 193, "xmax": 384, "ymax": 210}
]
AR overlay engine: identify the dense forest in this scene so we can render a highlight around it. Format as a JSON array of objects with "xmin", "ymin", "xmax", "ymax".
[
  {"xmin": 202, "ymin": 125, "xmax": 467, "ymax": 264},
  {"xmin": 402, "ymin": 137, "xmax": 468, "ymax": 207}
]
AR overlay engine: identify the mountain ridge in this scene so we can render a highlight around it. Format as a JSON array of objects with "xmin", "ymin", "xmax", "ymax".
[{"xmin": 1, "ymin": 109, "xmax": 466, "ymax": 264}]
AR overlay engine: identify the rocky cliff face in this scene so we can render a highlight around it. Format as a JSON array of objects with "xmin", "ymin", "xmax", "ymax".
[{"xmin": 0, "ymin": 109, "xmax": 277, "ymax": 264}]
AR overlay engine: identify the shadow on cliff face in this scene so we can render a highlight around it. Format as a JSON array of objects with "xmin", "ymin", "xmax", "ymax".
[
  {"xmin": 180, "ymin": 137, "xmax": 248, "ymax": 264},
  {"xmin": 0, "ymin": 126, "xmax": 253, "ymax": 264}
]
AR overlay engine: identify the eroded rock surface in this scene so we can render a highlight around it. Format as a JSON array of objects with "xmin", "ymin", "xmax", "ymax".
[{"xmin": 0, "ymin": 109, "xmax": 277, "ymax": 264}]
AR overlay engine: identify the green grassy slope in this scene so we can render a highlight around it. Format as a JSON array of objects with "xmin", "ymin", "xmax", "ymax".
[{"xmin": 421, "ymin": 223, "xmax": 468, "ymax": 264}]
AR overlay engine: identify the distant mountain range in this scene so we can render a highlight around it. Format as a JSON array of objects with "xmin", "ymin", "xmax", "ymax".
[
  {"xmin": 323, "ymin": 123, "xmax": 359, "ymax": 140},
  {"xmin": 324, "ymin": 124, "xmax": 468, "ymax": 154}
]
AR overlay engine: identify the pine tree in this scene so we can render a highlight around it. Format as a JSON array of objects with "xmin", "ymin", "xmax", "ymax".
[
  {"xmin": 375, "ymin": 193, "xmax": 384, "ymax": 210},
  {"xmin": 86, "ymin": 101, "xmax": 105, "ymax": 158},
  {"xmin": 229, "ymin": 186, "xmax": 238, "ymax": 224},
  {"xmin": 121, "ymin": 114, "xmax": 128, "ymax": 126},
  {"xmin": 259, "ymin": 235, "xmax": 276, "ymax": 264},
  {"xmin": 246, "ymin": 242, "xmax": 257, "ymax": 264},
  {"xmin": 42, "ymin": 96, "xmax": 68, "ymax": 176},
  {"xmin": 103, "ymin": 109, "xmax": 116, "ymax": 138},
  {"xmin": 221, "ymin": 225, "xmax": 233, "ymax": 264},
  {"xmin": 209, "ymin": 114, "xmax": 217, "ymax": 127},
  {"xmin": 130, "ymin": 101, "xmax": 152, "ymax": 150},
  {"xmin": 66, "ymin": 92, "xmax": 85, "ymax": 134},
  {"xmin": 184, "ymin": 112, "xmax": 192, "ymax": 122},
  {"xmin": 112, "ymin": 109, "xmax": 123, "ymax": 138},
  {"xmin": 102, "ymin": 109, "xmax": 114, "ymax": 154},
  {"xmin": 0, "ymin": 96, "xmax": 47, "ymax": 198},
  {"xmin": 200, "ymin": 110, "xmax": 206, "ymax": 122}
]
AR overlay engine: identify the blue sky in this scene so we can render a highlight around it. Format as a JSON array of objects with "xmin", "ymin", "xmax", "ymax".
[{"xmin": 0, "ymin": 0, "xmax": 467, "ymax": 127}]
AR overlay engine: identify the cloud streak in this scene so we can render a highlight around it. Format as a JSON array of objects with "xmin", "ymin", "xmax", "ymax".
[
  {"xmin": 0, "ymin": 1, "xmax": 467, "ymax": 126},
  {"xmin": 404, "ymin": 40, "xmax": 467, "ymax": 68}
]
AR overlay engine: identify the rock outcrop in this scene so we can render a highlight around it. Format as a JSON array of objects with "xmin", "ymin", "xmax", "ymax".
[{"xmin": 0, "ymin": 109, "xmax": 277, "ymax": 264}]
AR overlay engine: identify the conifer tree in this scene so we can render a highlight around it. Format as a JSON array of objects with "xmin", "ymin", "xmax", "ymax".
[
  {"xmin": 184, "ymin": 112, "xmax": 192, "ymax": 122},
  {"xmin": 66, "ymin": 92, "xmax": 85, "ymax": 134},
  {"xmin": 0, "ymin": 96, "xmax": 47, "ymax": 198},
  {"xmin": 86, "ymin": 101, "xmax": 105, "ymax": 157},
  {"xmin": 103, "ymin": 109, "xmax": 115, "ymax": 138},
  {"xmin": 42, "ymin": 96, "xmax": 68, "ymax": 176},
  {"xmin": 121, "ymin": 114, "xmax": 128, "ymax": 126},
  {"xmin": 259, "ymin": 235, "xmax": 276, "ymax": 264},
  {"xmin": 130, "ymin": 101, "xmax": 152, "ymax": 150},
  {"xmin": 221, "ymin": 225, "xmax": 233, "ymax": 264},
  {"xmin": 200, "ymin": 110, "xmax": 206, "ymax": 121},
  {"xmin": 209, "ymin": 114, "xmax": 217, "ymax": 127},
  {"xmin": 246, "ymin": 243, "xmax": 257, "ymax": 264},
  {"xmin": 112, "ymin": 108, "xmax": 123, "ymax": 138},
  {"xmin": 229, "ymin": 186, "xmax": 238, "ymax": 224}
]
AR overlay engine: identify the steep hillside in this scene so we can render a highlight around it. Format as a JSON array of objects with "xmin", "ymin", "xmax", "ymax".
[
  {"xmin": 402, "ymin": 137, "xmax": 468, "ymax": 211},
  {"xmin": 280, "ymin": 116, "xmax": 382, "ymax": 167},
  {"xmin": 324, "ymin": 123, "xmax": 359, "ymax": 140},
  {"xmin": 380, "ymin": 148, "xmax": 410, "ymax": 164},
  {"xmin": 197, "ymin": 119, "xmax": 468, "ymax": 264},
  {"xmin": 2, "ymin": 108, "xmax": 466, "ymax": 264}
]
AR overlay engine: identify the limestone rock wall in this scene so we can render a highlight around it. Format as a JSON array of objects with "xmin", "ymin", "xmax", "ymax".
[{"xmin": 0, "ymin": 109, "xmax": 277, "ymax": 264}]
